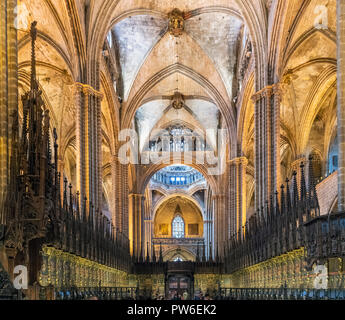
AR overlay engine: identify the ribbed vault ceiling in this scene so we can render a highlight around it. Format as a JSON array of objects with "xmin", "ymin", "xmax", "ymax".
[
  {"xmin": 110, "ymin": 8, "xmax": 243, "ymax": 150},
  {"xmin": 112, "ymin": 12, "xmax": 243, "ymax": 102}
]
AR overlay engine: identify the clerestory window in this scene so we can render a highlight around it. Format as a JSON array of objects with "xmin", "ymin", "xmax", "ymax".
[{"xmin": 172, "ymin": 215, "xmax": 184, "ymax": 238}]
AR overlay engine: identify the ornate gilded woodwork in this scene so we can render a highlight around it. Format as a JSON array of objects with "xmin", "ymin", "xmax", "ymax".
[{"xmin": 39, "ymin": 246, "xmax": 129, "ymax": 288}]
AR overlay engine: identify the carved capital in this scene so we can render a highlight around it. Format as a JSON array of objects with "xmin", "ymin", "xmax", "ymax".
[
  {"xmin": 229, "ymin": 156, "xmax": 248, "ymax": 168},
  {"xmin": 252, "ymin": 86, "xmax": 272, "ymax": 102},
  {"xmin": 129, "ymin": 193, "xmax": 145, "ymax": 202},
  {"xmin": 252, "ymin": 84, "xmax": 281, "ymax": 103},
  {"xmin": 73, "ymin": 82, "xmax": 103, "ymax": 100},
  {"xmin": 212, "ymin": 194, "xmax": 225, "ymax": 201}
]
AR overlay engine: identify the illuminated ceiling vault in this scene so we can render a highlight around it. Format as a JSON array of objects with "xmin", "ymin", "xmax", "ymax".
[
  {"xmin": 107, "ymin": 6, "xmax": 245, "ymax": 155},
  {"xmin": 111, "ymin": 12, "xmax": 243, "ymax": 102}
]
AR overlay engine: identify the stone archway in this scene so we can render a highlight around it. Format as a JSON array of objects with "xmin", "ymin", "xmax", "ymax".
[
  {"xmin": 153, "ymin": 196, "xmax": 204, "ymax": 240},
  {"xmin": 163, "ymin": 247, "xmax": 196, "ymax": 262}
]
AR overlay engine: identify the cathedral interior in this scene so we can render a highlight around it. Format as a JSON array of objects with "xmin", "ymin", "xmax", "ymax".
[{"xmin": 0, "ymin": 0, "xmax": 345, "ymax": 301}]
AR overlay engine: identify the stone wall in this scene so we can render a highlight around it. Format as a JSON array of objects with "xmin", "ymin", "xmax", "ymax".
[{"xmin": 316, "ymin": 171, "xmax": 338, "ymax": 215}]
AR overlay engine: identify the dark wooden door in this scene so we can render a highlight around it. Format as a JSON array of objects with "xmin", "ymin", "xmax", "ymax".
[{"xmin": 167, "ymin": 275, "xmax": 192, "ymax": 300}]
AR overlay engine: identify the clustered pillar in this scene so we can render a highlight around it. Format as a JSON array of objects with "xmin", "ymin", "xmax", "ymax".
[
  {"xmin": 337, "ymin": 0, "xmax": 345, "ymax": 212},
  {"xmin": 204, "ymin": 190, "xmax": 214, "ymax": 260},
  {"xmin": 111, "ymin": 148, "xmax": 126, "ymax": 233},
  {"xmin": 74, "ymin": 83, "xmax": 103, "ymax": 212},
  {"xmin": 252, "ymin": 84, "xmax": 281, "ymax": 210},
  {"xmin": 0, "ymin": 0, "xmax": 17, "ymax": 224},
  {"xmin": 213, "ymin": 194, "xmax": 226, "ymax": 258},
  {"xmin": 229, "ymin": 157, "xmax": 248, "ymax": 238},
  {"xmin": 128, "ymin": 193, "xmax": 145, "ymax": 259}
]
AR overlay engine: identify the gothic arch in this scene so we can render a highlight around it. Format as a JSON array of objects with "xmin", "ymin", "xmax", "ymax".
[
  {"xmin": 123, "ymin": 63, "xmax": 236, "ymax": 157},
  {"xmin": 18, "ymin": 70, "xmax": 59, "ymax": 129},
  {"xmin": 282, "ymin": 29, "xmax": 336, "ymax": 71},
  {"xmin": 237, "ymin": 73, "xmax": 255, "ymax": 155},
  {"xmin": 100, "ymin": 66, "xmax": 120, "ymax": 143},
  {"xmin": 138, "ymin": 163, "xmax": 219, "ymax": 195},
  {"xmin": 299, "ymin": 67, "xmax": 337, "ymax": 153},
  {"xmin": 60, "ymin": 127, "xmax": 76, "ymax": 159},
  {"xmin": 152, "ymin": 194, "xmax": 204, "ymax": 222},
  {"xmin": 162, "ymin": 247, "xmax": 196, "ymax": 262},
  {"xmin": 18, "ymin": 31, "xmax": 74, "ymax": 76},
  {"xmin": 87, "ymin": 0, "xmax": 268, "ymax": 102}
]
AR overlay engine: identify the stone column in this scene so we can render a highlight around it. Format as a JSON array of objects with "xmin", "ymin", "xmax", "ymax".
[
  {"xmin": 273, "ymin": 85, "xmax": 282, "ymax": 192},
  {"xmin": 237, "ymin": 157, "xmax": 248, "ymax": 236},
  {"xmin": 203, "ymin": 218, "xmax": 212, "ymax": 259},
  {"xmin": 74, "ymin": 84, "xmax": 84, "ymax": 204},
  {"xmin": 203, "ymin": 189, "xmax": 211, "ymax": 259},
  {"xmin": 128, "ymin": 193, "xmax": 145, "ymax": 258},
  {"xmin": 144, "ymin": 218, "xmax": 153, "ymax": 259},
  {"xmin": 0, "ymin": 0, "xmax": 17, "ymax": 224},
  {"xmin": 88, "ymin": 89, "xmax": 103, "ymax": 209},
  {"xmin": 95, "ymin": 95, "xmax": 103, "ymax": 211},
  {"xmin": 228, "ymin": 160, "xmax": 237, "ymax": 237},
  {"xmin": 143, "ymin": 192, "xmax": 153, "ymax": 260},
  {"xmin": 141, "ymin": 195, "xmax": 146, "ymax": 259},
  {"xmin": 122, "ymin": 164, "xmax": 129, "ymax": 236},
  {"xmin": 74, "ymin": 83, "xmax": 103, "ymax": 212},
  {"xmin": 211, "ymin": 196, "xmax": 217, "ymax": 259},
  {"xmin": 213, "ymin": 194, "xmax": 226, "ymax": 258},
  {"xmin": 229, "ymin": 157, "xmax": 248, "ymax": 237},
  {"xmin": 252, "ymin": 91, "xmax": 265, "ymax": 210},
  {"xmin": 252, "ymin": 84, "xmax": 281, "ymax": 209},
  {"xmin": 111, "ymin": 147, "xmax": 124, "ymax": 232},
  {"xmin": 111, "ymin": 154, "xmax": 123, "ymax": 231},
  {"xmin": 337, "ymin": 0, "xmax": 345, "ymax": 211},
  {"xmin": 111, "ymin": 155, "xmax": 117, "ymax": 228}
]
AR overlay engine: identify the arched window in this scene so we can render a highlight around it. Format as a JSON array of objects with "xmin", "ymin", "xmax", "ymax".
[
  {"xmin": 328, "ymin": 134, "xmax": 338, "ymax": 174},
  {"xmin": 310, "ymin": 151, "xmax": 322, "ymax": 181},
  {"xmin": 107, "ymin": 32, "xmax": 113, "ymax": 48},
  {"xmin": 173, "ymin": 256, "xmax": 183, "ymax": 262},
  {"xmin": 172, "ymin": 215, "xmax": 184, "ymax": 238}
]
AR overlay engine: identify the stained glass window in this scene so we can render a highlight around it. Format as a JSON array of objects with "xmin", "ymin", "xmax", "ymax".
[
  {"xmin": 172, "ymin": 215, "xmax": 184, "ymax": 238},
  {"xmin": 173, "ymin": 256, "xmax": 183, "ymax": 262},
  {"xmin": 107, "ymin": 32, "xmax": 113, "ymax": 48}
]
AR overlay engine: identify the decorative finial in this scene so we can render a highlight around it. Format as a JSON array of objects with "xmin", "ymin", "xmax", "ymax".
[
  {"xmin": 53, "ymin": 128, "xmax": 58, "ymax": 145},
  {"xmin": 30, "ymin": 21, "xmax": 38, "ymax": 90}
]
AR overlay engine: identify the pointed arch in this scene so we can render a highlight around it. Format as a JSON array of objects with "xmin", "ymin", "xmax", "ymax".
[{"xmin": 123, "ymin": 63, "xmax": 236, "ymax": 158}]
